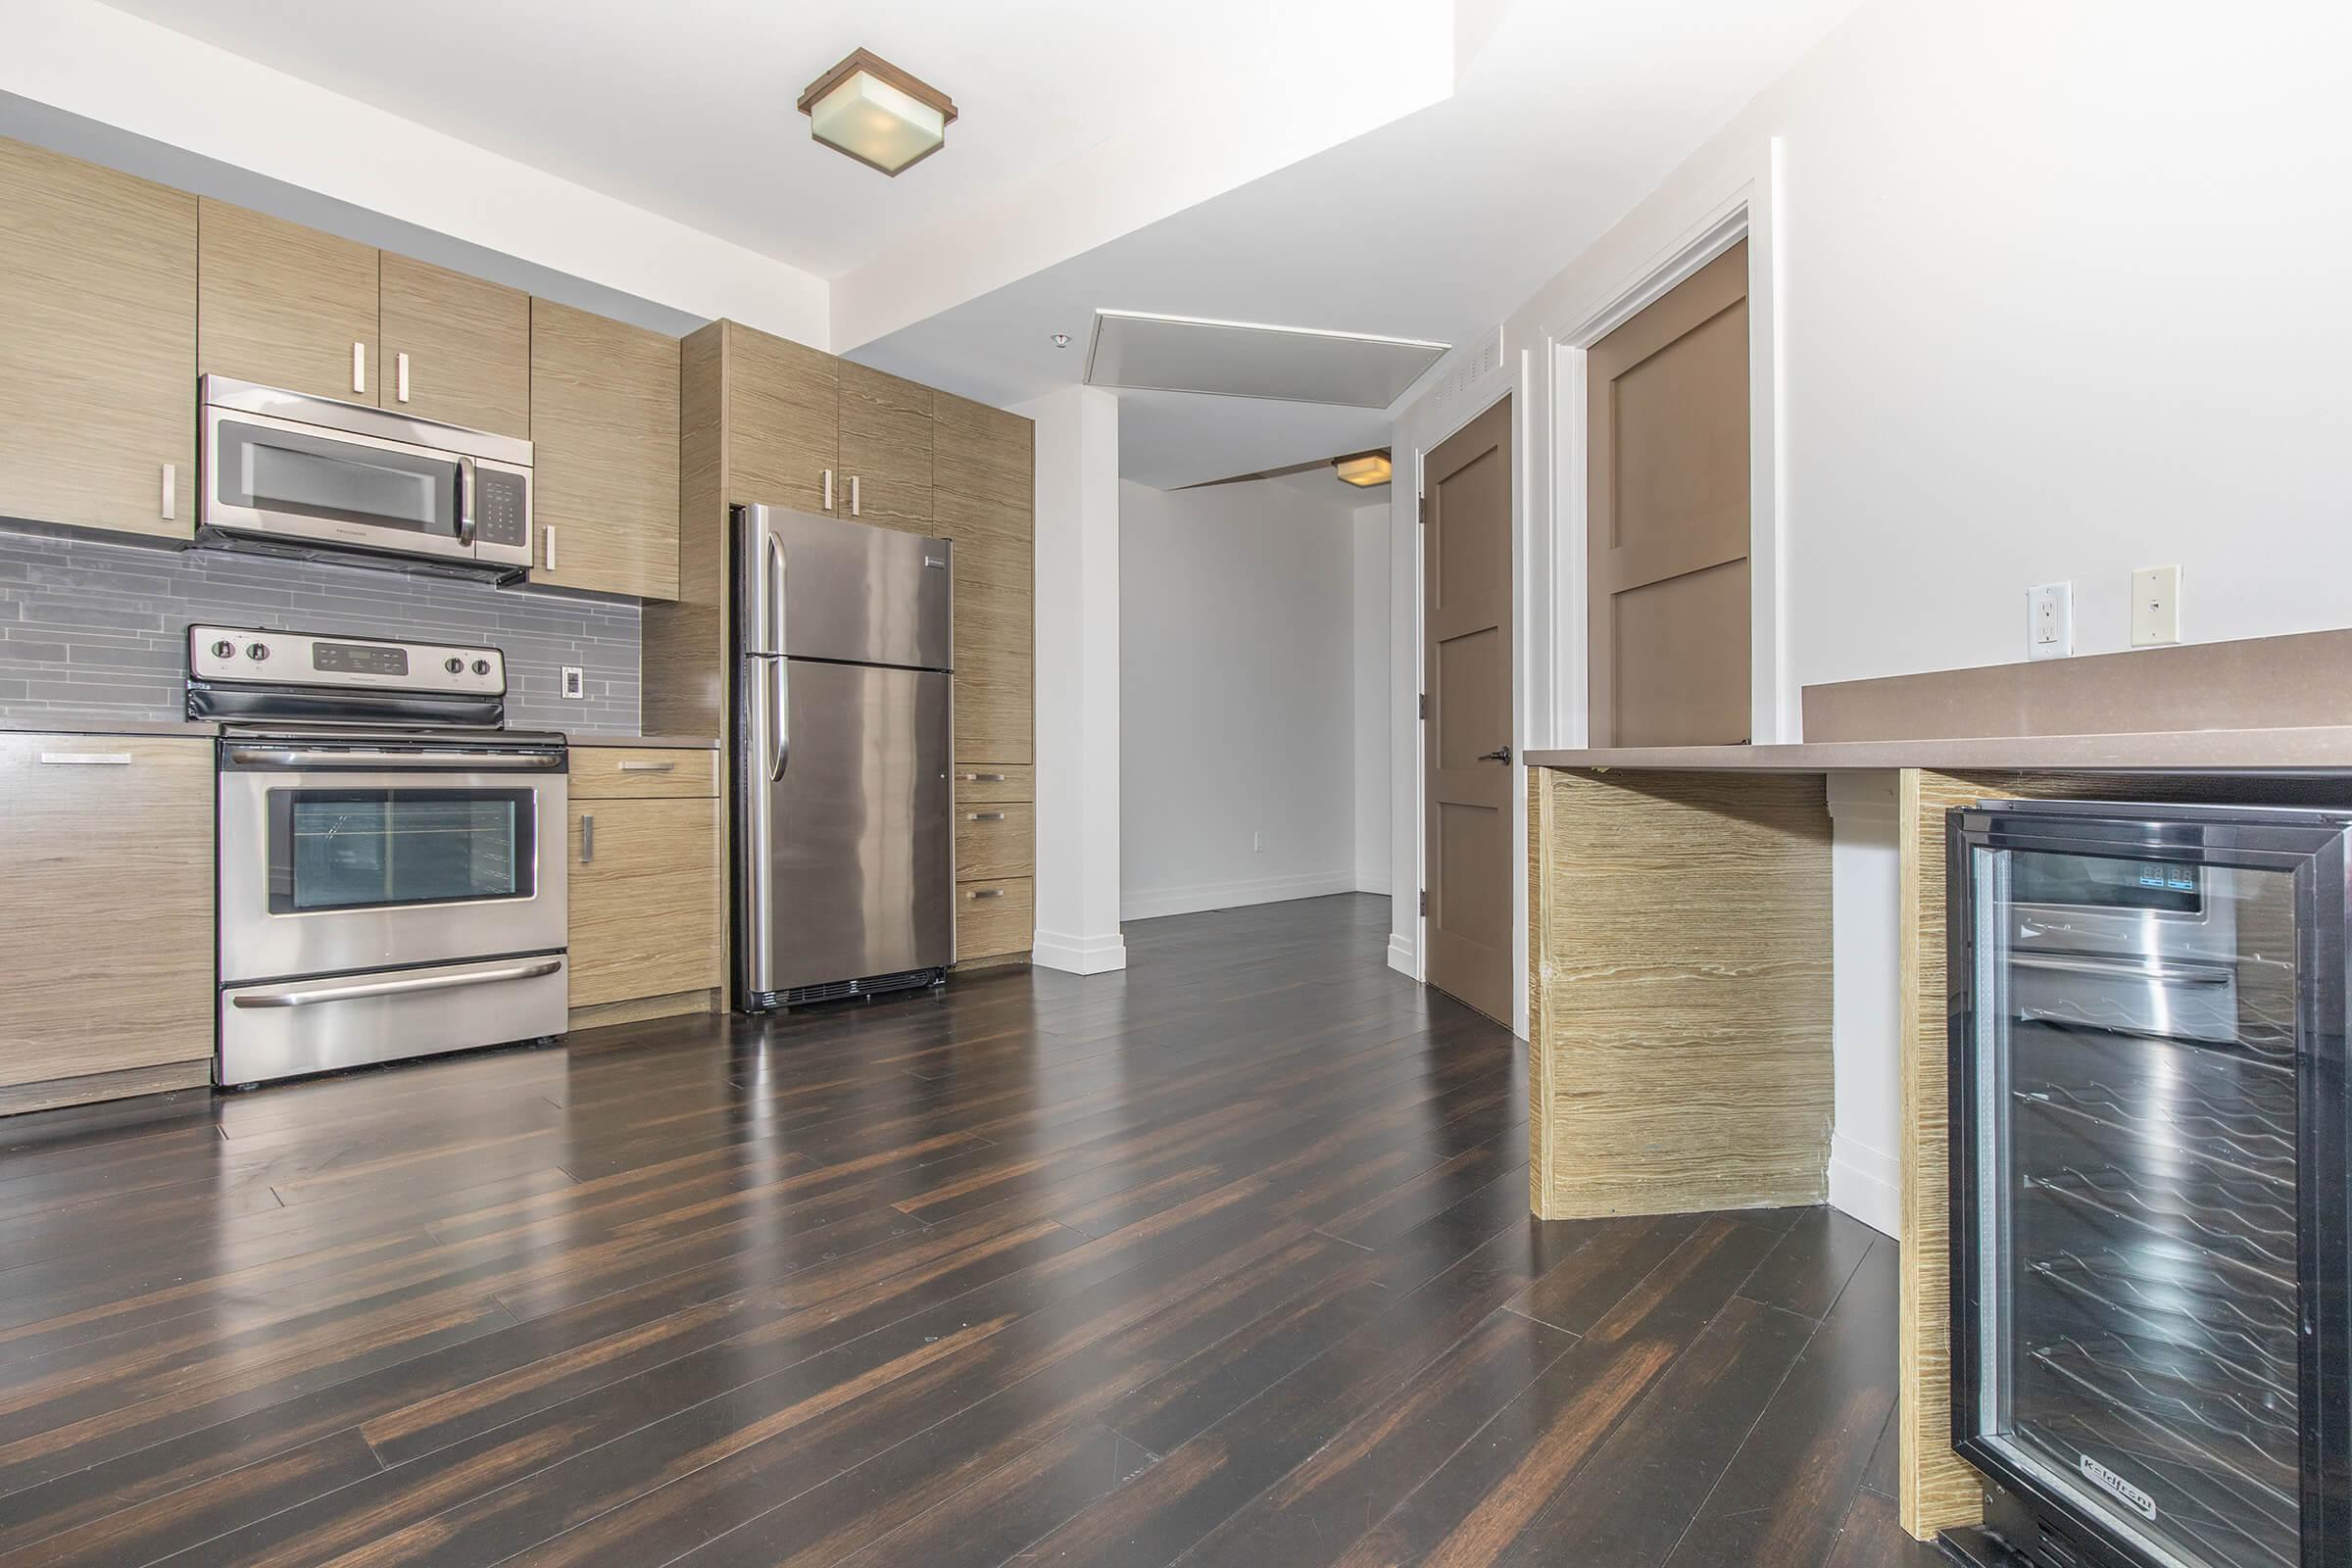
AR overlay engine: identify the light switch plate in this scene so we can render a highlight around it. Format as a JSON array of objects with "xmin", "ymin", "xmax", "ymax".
[
  {"xmin": 2131, "ymin": 564, "xmax": 2181, "ymax": 646},
  {"xmin": 562, "ymin": 665, "xmax": 585, "ymax": 699},
  {"xmin": 2027, "ymin": 582, "xmax": 2073, "ymax": 661}
]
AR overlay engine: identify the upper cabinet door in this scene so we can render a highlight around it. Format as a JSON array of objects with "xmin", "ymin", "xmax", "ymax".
[
  {"xmin": 198, "ymin": 200, "xmax": 379, "ymax": 405},
  {"xmin": 727, "ymin": 323, "xmax": 838, "ymax": 515},
  {"xmin": 934, "ymin": 392, "xmax": 1035, "ymax": 765},
  {"xmin": 378, "ymin": 254, "xmax": 530, "ymax": 437},
  {"xmin": 0, "ymin": 138, "xmax": 195, "ymax": 541},
  {"xmin": 838, "ymin": 362, "xmax": 933, "ymax": 532},
  {"xmin": 529, "ymin": 298, "xmax": 680, "ymax": 601}
]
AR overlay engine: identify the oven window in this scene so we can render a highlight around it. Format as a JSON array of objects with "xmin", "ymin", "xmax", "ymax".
[
  {"xmin": 217, "ymin": 417, "xmax": 462, "ymax": 538},
  {"xmin": 2009, "ymin": 851, "xmax": 2203, "ymax": 915},
  {"xmin": 270, "ymin": 789, "xmax": 535, "ymax": 913}
]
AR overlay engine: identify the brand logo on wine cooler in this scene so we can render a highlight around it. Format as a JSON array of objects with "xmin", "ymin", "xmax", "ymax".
[{"xmin": 2080, "ymin": 1453, "xmax": 2158, "ymax": 1521}]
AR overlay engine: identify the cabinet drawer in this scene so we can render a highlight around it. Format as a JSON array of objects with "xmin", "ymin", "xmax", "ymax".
[
  {"xmin": 953, "ymin": 764, "xmax": 1033, "ymax": 805},
  {"xmin": 569, "ymin": 747, "xmax": 717, "ymax": 799},
  {"xmin": 955, "ymin": 877, "xmax": 1032, "ymax": 962},
  {"xmin": 956, "ymin": 802, "xmax": 1033, "ymax": 883}
]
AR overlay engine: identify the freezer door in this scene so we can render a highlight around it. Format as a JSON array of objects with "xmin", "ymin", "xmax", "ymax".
[
  {"xmin": 740, "ymin": 657, "xmax": 953, "ymax": 998},
  {"xmin": 737, "ymin": 504, "xmax": 951, "ymax": 668}
]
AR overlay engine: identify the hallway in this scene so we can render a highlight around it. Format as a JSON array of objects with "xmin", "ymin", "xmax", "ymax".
[{"xmin": 0, "ymin": 896, "xmax": 1932, "ymax": 1565}]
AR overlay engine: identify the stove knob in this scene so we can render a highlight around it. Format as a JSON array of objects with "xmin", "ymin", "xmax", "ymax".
[
  {"xmin": 210, "ymin": 639, "xmax": 236, "ymax": 660},
  {"xmin": 245, "ymin": 643, "xmax": 270, "ymax": 662},
  {"xmin": 471, "ymin": 659, "xmax": 492, "ymax": 676},
  {"xmin": 445, "ymin": 657, "xmax": 466, "ymax": 675}
]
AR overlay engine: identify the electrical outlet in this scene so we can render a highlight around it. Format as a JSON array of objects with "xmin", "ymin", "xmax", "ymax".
[
  {"xmin": 2131, "ymin": 564, "xmax": 2181, "ymax": 646},
  {"xmin": 2027, "ymin": 582, "xmax": 2073, "ymax": 661},
  {"xmin": 561, "ymin": 665, "xmax": 585, "ymax": 699}
]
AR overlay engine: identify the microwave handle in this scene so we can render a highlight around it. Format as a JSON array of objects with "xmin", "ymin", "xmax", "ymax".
[{"xmin": 457, "ymin": 455, "xmax": 477, "ymax": 547}]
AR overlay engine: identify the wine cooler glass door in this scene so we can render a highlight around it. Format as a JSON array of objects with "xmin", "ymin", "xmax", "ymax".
[{"xmin": 1958, "ymin": 810, "xmax": 2347, "ymax": 1568}]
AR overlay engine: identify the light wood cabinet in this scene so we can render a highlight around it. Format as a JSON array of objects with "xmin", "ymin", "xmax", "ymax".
[
  {"xmin": 935, "ymin": 392, "xmax": 1036, "ymax": 767},
  {"xmin": 956, "ymin": 802, "xmax": 1035, "ymax": 884},
  {"xmin": 198, "ymin": 199, "xmax": 379, "ymax": 403},
  {"xmin": 529, "ymin": 299, "xmax": 681, "ymax": 601},
  {"xmin": 729, "ymin": 323, "xmax": 839, "ymax": 515},
  {"xmin": 377, "ymin": 254, "xmax": 530, "ymax": 437},
  {"xmin": 569, "ymin": 746, "xmax": 719, "ymax": 800},
  {"xmin": 0, "ymin": 139, "xmax": 196, "ymax": 543},
  {"xmin": 955, "ymin": 878, "xmax": 1035, "ymax": 963},
  {"xmin": 0, "ymin": 735, "xmax": 215, "ymax": 1099},
  {"xmin": 567, "ymin": 792, "xmax": 720, "ymax": 1012},
  {"xmin": 838, "ymin": 362, "xmax": 932, "ymax": 530}
]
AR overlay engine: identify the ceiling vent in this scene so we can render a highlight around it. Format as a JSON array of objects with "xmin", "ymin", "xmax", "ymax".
[
  {"xmin": 1085, "ymin": 311, "xmax": 1446, "ymax": 410},
  {"xmin": 1428, "ymin": 325, "xmax": 1504, "ymax": 415}
]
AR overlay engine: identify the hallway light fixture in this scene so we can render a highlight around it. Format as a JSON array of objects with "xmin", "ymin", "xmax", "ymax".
[
  {"xmin": 1333, "ymin": 450, "xmax": 1393, "ymax": 488},
  {"xmin": 798, "ymin": 49, "xmax": 957, "ymax": 175}
]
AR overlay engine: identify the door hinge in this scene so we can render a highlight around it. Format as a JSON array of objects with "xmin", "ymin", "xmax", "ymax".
[
  {"xmin": 1419, "ymin": 890, "xmax": 1427, "ymax": 916},
  {"xmin": 1418, "ymin": 693, "xmax": 1426, "ymax": 720},
  {"xmin": 1417, "ymin": 497, "xmax": 1427, "ymax": 526}
]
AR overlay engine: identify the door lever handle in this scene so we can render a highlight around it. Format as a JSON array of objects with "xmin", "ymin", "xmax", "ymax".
[{"xmin": 1477, "ymin": 746, "xmax": 1513, "ymax": 763}]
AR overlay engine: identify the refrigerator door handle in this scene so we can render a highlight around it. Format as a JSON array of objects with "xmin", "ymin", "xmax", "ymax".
[
  {"xmin": 771, "ymin": 661, "xmax": 791, "ymax": 783},
  {"xmin": 764, "ymin": 530, "xmax": 787, "ymax": 654}
]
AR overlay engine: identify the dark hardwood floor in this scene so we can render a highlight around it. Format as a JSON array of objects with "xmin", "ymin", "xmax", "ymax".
[{"xmin": 0, "ymin": 895, "xmax": 1940, "ymax": 1566}]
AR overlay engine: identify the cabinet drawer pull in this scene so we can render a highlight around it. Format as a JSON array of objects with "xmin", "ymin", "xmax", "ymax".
[
  {"xmin": 353, "ymin": 341, "xmax": 367, "ymax": 395},
  {"xmin": 396, "ymin": 351, "xmax": 411, "ymax": 404},
  {"xmin": 822, "ymin": 468, "xmax": 834, "ymax": 512},
  {"xmin": 965, "ymin": 887, "xmax": 1005, "ymax": 901},
  {"xmin": 543, "ymin": 525, "xmax": 558, "ymax": 570},
  {"xmin": 850, "ymin": 474, "xmax": 861, "ymax": 516},
  {"xmin": 37, "ymin": 752, "xmax": 131, "ymax": 766},
  {"xmin": 964, "ymin": 811, "xmax": 1005, "ymax": 822},
  {"xmin": 580, "ymin": 812, "xmax": 595, "ymax": 864},
  {"xmin": 161, "ymin": 463, "xmax": 175, "ymax": 521},
  {"xmin": 616, "ymin": 760, "xmax": 677, "ymax": 772},
  {"xmin": 960, "ymin": 772, "xmax": 1007, "ymax": 783}
]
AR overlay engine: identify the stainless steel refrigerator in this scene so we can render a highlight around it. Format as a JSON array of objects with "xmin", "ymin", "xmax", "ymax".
[{"xmin": 733, "ymin": 504, "xmax": 954, "ymax": 1008}]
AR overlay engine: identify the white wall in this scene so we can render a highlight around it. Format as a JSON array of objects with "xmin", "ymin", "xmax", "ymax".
[
  {"xmin": 1119, "ymin": 477, "xmax": 1367, "ymax": 921},
  {"xmin": 1351, "ymin": 503, "xmax": 1393, "ymax": 897}
]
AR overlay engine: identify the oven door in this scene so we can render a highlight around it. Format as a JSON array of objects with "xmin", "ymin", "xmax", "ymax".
[
  {"xmin": 219, "ymin": 743, "xmax": 567, "ymax": 983},
  {"xmin": 203, "ymin": 403, "xmax": 481, "ymax": 565}
]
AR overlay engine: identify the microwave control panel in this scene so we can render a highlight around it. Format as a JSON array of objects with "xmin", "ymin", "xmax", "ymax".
[
  {"xmin": 187, "ymin": 624, "xmax": 505, "ymax": 696},
  {"xmin": 472, "ymin": 466, "xmax": 530, "ymax": 550}
]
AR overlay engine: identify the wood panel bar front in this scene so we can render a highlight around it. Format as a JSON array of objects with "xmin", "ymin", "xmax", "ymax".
[{"xmin": 1526, "ymin": 767, "xmax": 1833, "ymax": 1220}]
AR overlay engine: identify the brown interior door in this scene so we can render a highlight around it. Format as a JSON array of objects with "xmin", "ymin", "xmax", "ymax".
[
  {"xmin": 1422, "ymin": 397, "xmax": 1514, "ymax": 1023},
  {"xmin": 1587, "ymin": 239, "xmax": 1751, "ymax": 747}
]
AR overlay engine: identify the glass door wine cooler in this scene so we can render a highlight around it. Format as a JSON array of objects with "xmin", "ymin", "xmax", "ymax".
[{"xmin": 1950, "ymin": 800, "xmax": 2349, "ymax": 1568}]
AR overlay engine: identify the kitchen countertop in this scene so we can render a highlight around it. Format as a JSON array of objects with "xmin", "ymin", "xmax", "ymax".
[
  {"xmin": 1526, "ymin": 724, "xmax": 2352, "ymax": 773},
  {"xmin": 0, "ymin": 714, "xmax": 719, "ymax": 749},
  {"xmin": 564, "ymin": 733, "xmax": 719, "ymax": 749}
]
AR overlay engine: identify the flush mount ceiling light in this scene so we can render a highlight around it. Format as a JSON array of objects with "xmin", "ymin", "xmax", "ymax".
[
  {"xmin": 1333, "ymin": 450, "xmax": 1393, "ymax": 488},
  {"xmin": 798, "ymin": 49, "xmax": 957, "ymax": 175}
]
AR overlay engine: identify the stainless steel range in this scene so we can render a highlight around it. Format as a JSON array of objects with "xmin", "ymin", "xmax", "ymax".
[{"xmin": 191, "ymin": 624, "xmax": 568, "ymax": 1087}]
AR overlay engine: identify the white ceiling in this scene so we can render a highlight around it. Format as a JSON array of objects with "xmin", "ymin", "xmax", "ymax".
[
  {"xmin": 855, "ymin": 0, "xmax": 1864, "ymax": 488},
  {"xmin": 95, "ymin": 0, "xmax": 1394, "ymax": 280}
]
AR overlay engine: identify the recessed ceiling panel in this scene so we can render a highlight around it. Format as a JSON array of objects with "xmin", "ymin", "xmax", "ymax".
[{"xmin": 1085, "ymin": 310, "xmax": 1446, "ymax": 409}]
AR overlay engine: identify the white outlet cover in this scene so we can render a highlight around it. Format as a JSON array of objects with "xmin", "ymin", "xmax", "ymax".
[
  {"xmin": 2027, "ymin": 583, "xmax": 2073, "ymax": 662},
  {"xmin": 562, "ymin": 665, "xmax": 586, "ymax": 699},
  {"xmin": 2131, "ymin": 564, "xmax": 2181, "ymax": 647}
]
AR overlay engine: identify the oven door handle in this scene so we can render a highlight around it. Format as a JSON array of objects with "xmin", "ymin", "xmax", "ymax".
[
  {"xmin": 231, "ymin": 959, "xmax": 564, "ymax": 1009},
  {"xmin": 226, "ymin": 747, "xmax": 565, "ymax": 770},
  {"xmin": 2010, "ymin": 952, "xmax": 2233, "ymax": 986}
]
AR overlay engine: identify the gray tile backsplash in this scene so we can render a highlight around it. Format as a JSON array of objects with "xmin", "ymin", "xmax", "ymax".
[{"xmin": 0, "ymin": 526, "xmax": 640, "ymax": 733}]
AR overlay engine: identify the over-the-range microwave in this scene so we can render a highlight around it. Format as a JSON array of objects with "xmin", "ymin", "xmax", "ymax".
[{"xmin": 199, "ymin": 375, "xmax": 532, "ymax": 579}]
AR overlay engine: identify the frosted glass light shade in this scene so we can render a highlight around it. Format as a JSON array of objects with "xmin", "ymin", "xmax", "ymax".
[
  {"xmin": 1334, "ymin": 452, "xmax": 1393, "ymax": 487},
  {"xmin": 807, "ymin": 68, "xmax": 948, "ymax": 174}
]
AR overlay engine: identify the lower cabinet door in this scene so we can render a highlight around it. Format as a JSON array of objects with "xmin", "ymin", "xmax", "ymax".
[
  {"xmin": 567, "ymin": 798, "xmax": 719, "ymax": 1009},
  {"xmin": 0, "ymin": 735, "xmax": 215, "ymax": 1089}
]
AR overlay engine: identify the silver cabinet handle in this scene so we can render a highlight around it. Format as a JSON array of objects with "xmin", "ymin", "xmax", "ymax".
[
  {"xmin": 38, "ymin": 752, "xmax": 131, "ymax": 765},
  {"xmin": 821, "ymin": 468, "xmax": 835, "ymax": 512},
  {"xmin": 960, "ymin": 772, "xmax": 1007, "ymax": 783},
  {"xmin": 580, "ymin": 812, "xmax": 595, "ymax": 864},
  {"xmin": 161, "ymin": 463, "xmax": 175, "ymax": 521},
  {"xmin": 353, "ymin": 341, "xmax": 367, "ymax": 395},
  {"xmin": 232, "ymin": 959, "xmax": 563, "ymax": 1009},
  {"xmin": 396, "ymin": 351, "xmax": 411, "ymax": 404},
  {"xmin": 616, "ymin": 760, "xmax": 677, "ymax": 772},
  {"xmin": 543, "ymin": 525, "xmax": 558, "ymax": 570},
  {"xmin": 965, "ymin": 887, "xmax": 1005, "ymax": 901},
  {"xmin": 964, "ymin": 811, "xmax": 1005, "ymax": 822},
  {"xmin": 850, "ymin": 474, "xmax": 861, "ymax": 516}
]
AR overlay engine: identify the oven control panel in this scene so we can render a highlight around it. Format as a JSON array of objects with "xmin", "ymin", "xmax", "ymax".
[{"xmin": 187, "ymin": 624, "xmax": 505, "ymax": 695}]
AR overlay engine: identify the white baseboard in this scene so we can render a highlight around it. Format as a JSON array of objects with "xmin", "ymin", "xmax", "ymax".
[
  {"xmin": 1119, "ymin": 869, "xmax": 1361, "ymax": 923},
  {"xmin": 1828, "ymin": 1133, "xmax": 1900, "ymax": 1239},
  {"xmin": 1030, "ymin": 928, "xmax": 1128, "ymax": 975},
  {"xmin": 1386, "ymin": 932, "xmax": 1417, "ymax": 978},
  {"xmin": 1353, "ymin": 872, "xmax": 1393, "ymax": 896}
]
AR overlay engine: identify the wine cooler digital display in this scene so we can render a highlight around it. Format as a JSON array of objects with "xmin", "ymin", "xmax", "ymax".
[{"xmin": 1949, "ymin": 800, "xmax": 2350, "ymax": 1568}]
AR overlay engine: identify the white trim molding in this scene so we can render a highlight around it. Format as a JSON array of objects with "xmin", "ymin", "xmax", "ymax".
[
  {"xmin": 1030, "ymin": 929, "xmax": 1129, "ymax": 976},
  {"xmin": 1121, "ymin": 871, "xmax": 1362, "ymax": 923}
]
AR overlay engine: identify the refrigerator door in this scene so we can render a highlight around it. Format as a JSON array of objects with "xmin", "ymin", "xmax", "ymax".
[
  {"xmin": 739, "ymin": 656, "xmax": 953, "ymax": 1000},
  {"xmin": 737, "ymin": 503, "xmax": 952, "ymax": 668}
]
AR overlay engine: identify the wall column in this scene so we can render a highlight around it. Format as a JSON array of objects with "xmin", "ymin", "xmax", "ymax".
[{"xmin": 1019, "ymin": 384, "xmax": 1126, "ymax": 974}]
